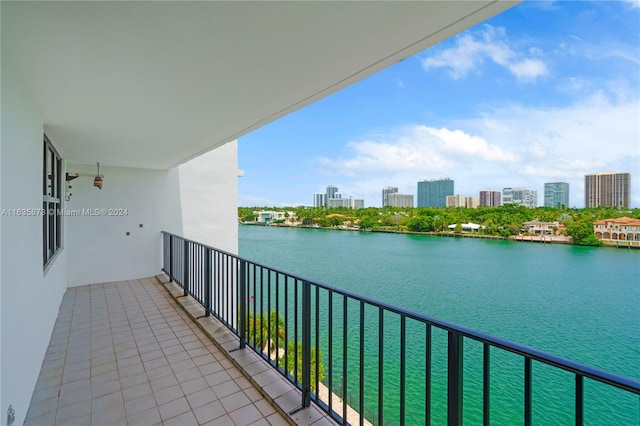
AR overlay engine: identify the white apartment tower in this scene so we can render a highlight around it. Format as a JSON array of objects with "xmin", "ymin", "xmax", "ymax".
[
  {"xmin": 326, "ymin": 185, "xmax": 339, "ymax": 201},
  {"xmin": 382, "ymin": 186, "xmax": 399, "ymax": 207},
  {"xmin": 327, "ymin": 197, "xmax": 364, "ymax": 208},
  {"xmin": 503, "ymin": 187, "xmax": 538, "ymax": 208},
  {"xmin": 388, "ymin": 193, "xmax": 414, "ymax": 208}
]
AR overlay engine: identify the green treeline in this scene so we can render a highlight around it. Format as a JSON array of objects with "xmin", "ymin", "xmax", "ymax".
[{"xmin": 239, "ymin": 205, "xmax": 640, "ymax": 246}]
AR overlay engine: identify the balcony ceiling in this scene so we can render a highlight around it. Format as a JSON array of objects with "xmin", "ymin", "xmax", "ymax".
[{"xmin": 2, "ymin": 1, "xmax": 517, "ymax": 170}]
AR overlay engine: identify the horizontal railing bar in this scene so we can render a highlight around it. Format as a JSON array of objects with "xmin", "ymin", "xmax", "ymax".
[{"xmin": 161, "ymin": 231, "xmax": 640, "ymax": 396}]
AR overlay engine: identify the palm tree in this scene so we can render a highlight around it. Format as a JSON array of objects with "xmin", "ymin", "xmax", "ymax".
[
  {"xmin": 247, "ymin": 310, "xmax": 325, "ymax": 392},
  {"xmin": 247, "ymin": 310, "xmax": 286, "ymax": 356}
]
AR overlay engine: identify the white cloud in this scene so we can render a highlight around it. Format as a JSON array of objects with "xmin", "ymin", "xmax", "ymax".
[
  {"xmin": 508, "ymin": 59, "xmax": 549, "ymax": 82},
  {"xmin": 316, "ymin": 92, "xmax": 639, "ymax": 207},
  {"xmin": 464, "ymin": 93, "xmax": 639, "ymax": 165},
  {"xmin": 421, "ymin": 25, "xmax": 549, "ymax": 82},
  {"xmin": 318, "ymin": 125, "xmax": 518, "ymax": 176},
  {"xmin": 621, "ymin": 0, "xmax": 640, "ymax": 9}
]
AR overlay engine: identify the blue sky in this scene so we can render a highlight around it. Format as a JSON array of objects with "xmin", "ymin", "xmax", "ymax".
[{"xmin": 238, "ymin": 1, "xmax": 640, "ymax": 208}]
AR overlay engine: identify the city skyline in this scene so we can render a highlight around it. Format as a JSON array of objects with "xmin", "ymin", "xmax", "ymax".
[
  {"xmin": 237, "ymin": 1, "xmax": 639, "ymax": 208},
  {"xmin": 303, "ymin": 174, "xmax": 628, "ymax": 209}
]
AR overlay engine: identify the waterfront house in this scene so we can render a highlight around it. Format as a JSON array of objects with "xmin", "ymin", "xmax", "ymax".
[
  {"xmin": 593, "ymin": 217, "xmax": 640, "ymax": 244},
  {"xmin": 521, "ymin": 220, "xmax": 562, "ymax": 236},
  {"xmin": 448, "ymin": 223, "xmax": 484, "ymax": 232},
  {"xmin": 253, "ymin": 211, "xmax": 296, "ymax": 225},
  {"xmin": 2, "ymin": 2, "xmax": 523, "ymax": 424}
]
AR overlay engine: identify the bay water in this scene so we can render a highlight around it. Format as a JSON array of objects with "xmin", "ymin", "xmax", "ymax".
[{"xmin": 239, "ymin": 225, "xmax": 640, "ymax": 425}]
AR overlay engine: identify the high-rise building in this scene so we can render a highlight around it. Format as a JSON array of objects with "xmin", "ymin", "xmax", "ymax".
[
  {"xmin": 466, "ymin": 196, "xmax": 480, "ymax": 209},
  {"xmin": 479, "ymin": 190, "xmax": 501, "ymax": 207},
  {"xmin": 584, "ymin": 172, "xmax": 631, "ymax": 208},
  {"xmin": 326, "ymin": 185, "xmax": 338, "ymax": 201},
  {"xmin": 313, "ymin": 193, "xmax": 326, "ymax": 208},
  {"xmin": 503, "ymin": 187, "xmax": 537, "ymax": 208},
  {"xmin": 382, "ymin": 186, "xmax": 398, "ymax": 207},
  {"xmin": 446, "ymin": 194, "xmax": 465, "ymax": 208},
  {"xmin": 387, "ymin": 193, "xmax": 414, "ymax": 208},
  {"xmin": 544, "ymin": 182, "xmax": 569, "ymax": 208},
  {"xmin": 327, "ymin": 197, "xmax": 364, "ymax": 208},
  {"xmin": 446, "ymin": 195, "xmax": 479, "ymax": 208},
  {"xmin": 417, "ymin": 178, "xmax": 454, "ymax": 207}
]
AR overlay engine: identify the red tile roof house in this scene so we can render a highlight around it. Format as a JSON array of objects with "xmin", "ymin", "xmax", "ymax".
[{"xmin": 593, "ymin": 217, "xmax": 640, "ymax": 247}]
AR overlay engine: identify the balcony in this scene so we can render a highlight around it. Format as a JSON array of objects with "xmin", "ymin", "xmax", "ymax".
[
  {"xmin": 4, "ymin": 3, "xmax": 528, "ymax": 423},
  {"xmin": 23, "ymin": 277, "xmax": 336, "ymax": 425},
  {"xmin": 23, "ymin": 278, "xmax": 271, "ymax": 425},
  {"xmin": 23, "ymin": 233, "xmax": 640, "ymax": 426}
]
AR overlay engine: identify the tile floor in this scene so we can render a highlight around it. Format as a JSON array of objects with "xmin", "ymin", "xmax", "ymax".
[{"xmin": 24, "ymin": 277, "xmax": 288, "ymax": 425}]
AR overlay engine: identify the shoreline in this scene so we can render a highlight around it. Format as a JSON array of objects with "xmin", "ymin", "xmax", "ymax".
[{"xmin": 240, "ymin": 222, "xmax": 640, "ymax": 249}]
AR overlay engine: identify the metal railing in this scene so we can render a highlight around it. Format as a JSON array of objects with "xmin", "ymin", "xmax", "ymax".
[{"xmin": 161, "ymin": 231, "xmax": 640, "ymax": 426}]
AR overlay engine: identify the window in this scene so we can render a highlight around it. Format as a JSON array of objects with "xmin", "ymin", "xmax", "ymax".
[{"xmin": 43, "ymin": 135, "xmax": 62, "ymax": 268}]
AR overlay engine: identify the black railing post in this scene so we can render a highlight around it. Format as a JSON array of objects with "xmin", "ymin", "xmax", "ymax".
[
  {"xmin": 168, "ymin": 234, "xmax": 173, "ymax": 282},
  {"xmin": 204, "ymin": 247, "xmax": 211, "ymax": 317},
  {"xmin": 575, "ymin": 374, "xmax": 583, "ymax": 426},
  {"xmin": 483, "ymin": 343, "xmax": 490, "ymax": 426},
  {"xmin": 239, "ymin": 259, "xmax": 247, "ymax": 349},
  {"xmin": 447, "ymin": 331, "xmax": 463, "ymax": 426},
  {"xmin": 359, "ymin": 300, "xmax": 365, "ymax": 426},
  {"xmin": 378, "ymin": 307, "xmax": 384, "ymax": 426},
  {"xmin": 525, "ymin": 357, "xmax": 532, "ymax": 426},
  {"xmin": 342, "ymin": 296, "xmax": 348, "ymax": 422},
  {"xmin": 400, "ymin": 315, "xmax": 406, "ymax": 426},
  {"xmin": 162, "ymin": 232, "xmax": 167, "ymax": 274},
  {"xmin": 183, "ymin": 239, "xmax": 189, "ymax": 296},
  {"xmin": 426, "ymin": 324, "xmax": 432, "ymax": 426},
  {"xmin": 301, "ymin": 280, "xmax": 311, "ymax": 408}
]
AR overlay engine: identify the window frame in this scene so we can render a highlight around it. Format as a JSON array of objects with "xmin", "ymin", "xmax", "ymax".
[{"xmin": 43, "ymin": 134, "xmax": 63, "ymax": 269}]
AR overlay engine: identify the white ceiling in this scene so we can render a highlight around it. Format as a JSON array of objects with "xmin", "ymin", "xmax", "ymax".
[{"xmin": 2, "ymin": 1, "xmax": 518, "ymax": 170}]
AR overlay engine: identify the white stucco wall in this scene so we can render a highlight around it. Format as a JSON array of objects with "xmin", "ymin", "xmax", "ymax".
[
  {"xmin": 0, "ymin": 63, "xmax": 186, "ymax": 425},
  {"xmin": 178, "ymin": 141, "xmax": 239, "ymax": 254},
  {"xmin": 1, "ymin": 64, "xmax": 69, "ymax": 426},
  {"xmin": 0, "ymin": 52, "xmax": 237, "ymax": 426},
  {"xmin": 65, "ymin": 163, "xmax": 183, "ymax": 287}
]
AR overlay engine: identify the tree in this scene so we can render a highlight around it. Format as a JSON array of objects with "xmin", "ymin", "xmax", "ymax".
[
  {"xmin": 358, "ymin": 216, "xmax": 378, "ymax": 231},
  {"xmin": 247, "ymin": 311, "xmax": 286, "ymax": 353},
  {"xmin": 242, "ymin": 213, "xmax": 257, "ymax": 222},
  {"xmin": 328, "ymin": 216, "xmax": 345, "ymax": 227},
  {"xmin": 507, "ymin": 223, "xmax": 521, "ymax": 236},
  {"xmin": 433, "ymin": 217, "xmax": 449, "ymax": 232},
  {"xmin": 482, "ymin": 219, "xmax": 500, "ymax": 236},
  {"xmin": 407, "ymin": 216, "xmax": 432, "ymax": 232},
  {"xmin": 565, "ymin": 220, "xmax": 602, "ymax": 246},
  {"xmin": 247, "ymin": 310, "xmax": 325, "ymax": 392},
  {"xmin": 278, "ymin": 341, "xmax": 325, "ymax": 393},
  {"xmin": 454, "ymin": 223, "xmax": 463, "ymax": 233}
]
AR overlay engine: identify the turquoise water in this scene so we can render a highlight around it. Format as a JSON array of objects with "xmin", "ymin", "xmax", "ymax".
[{"xmin": 239, "ymin": 225, "xmax": 640, "ymax": 425}]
